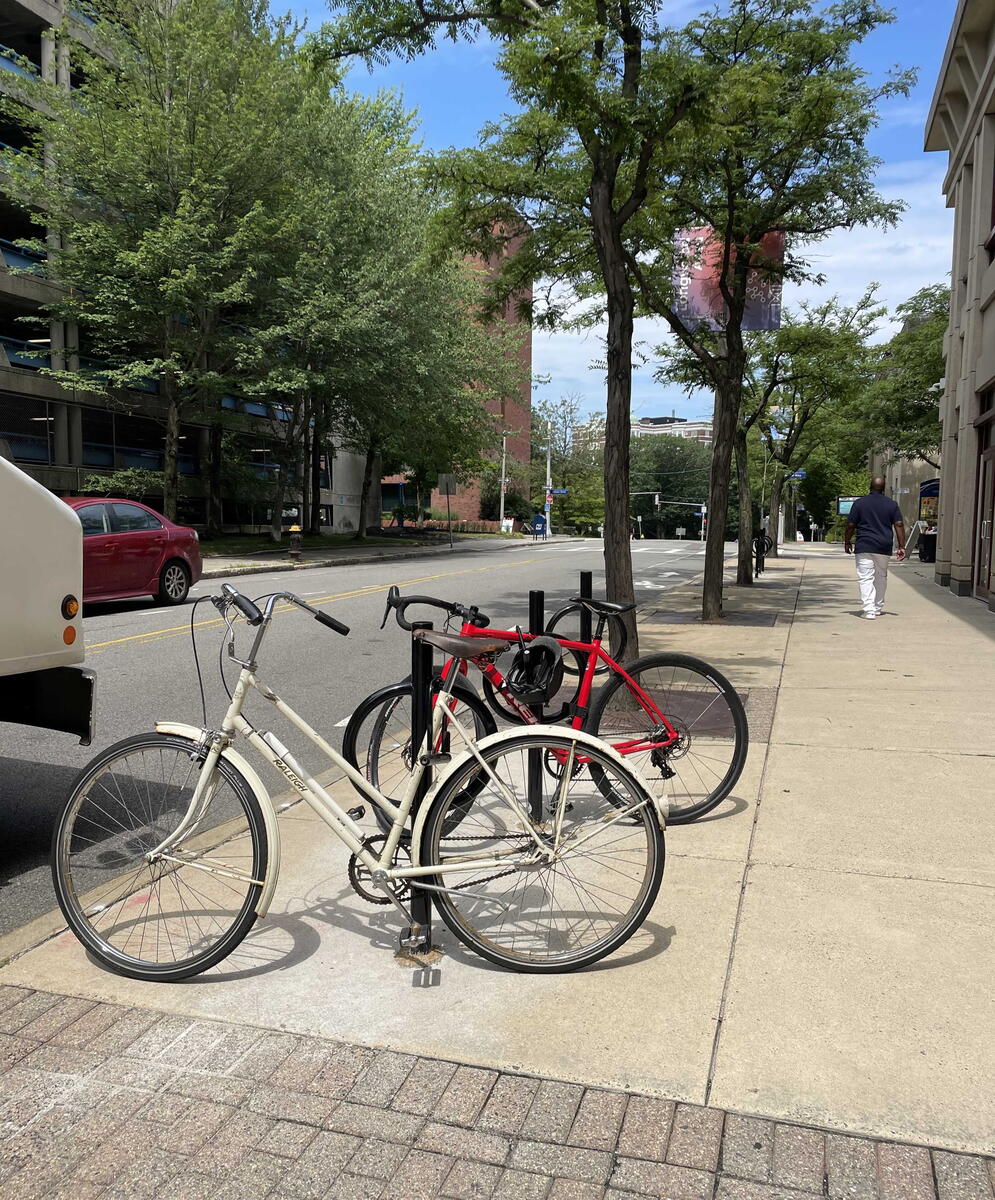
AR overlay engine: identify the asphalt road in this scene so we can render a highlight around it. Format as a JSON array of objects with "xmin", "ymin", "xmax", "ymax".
[{"xmin": 0, "ymin": 535, "xmax": 715, "ymax": 936}]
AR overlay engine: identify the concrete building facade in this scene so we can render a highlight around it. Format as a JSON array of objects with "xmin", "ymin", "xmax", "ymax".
[
  {"xmin": 631, "ymin": 415, "xmax": 713, "ymax": 446},
  {"xmin": 0, "ymin": 0, "xmax": 367, "ymax": 534},
  {"xmin": 925, "ymin": 0, "xmax": 995, "ymax": 607}
]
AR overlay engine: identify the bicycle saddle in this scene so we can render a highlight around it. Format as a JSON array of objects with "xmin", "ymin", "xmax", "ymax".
[
  {"xmin": 413, "ymin": 629, "xmax": 508, "ymax": 659},
  {"xmin": 569, "ymin": 596, "xmax": 637, "ymax": 616}
]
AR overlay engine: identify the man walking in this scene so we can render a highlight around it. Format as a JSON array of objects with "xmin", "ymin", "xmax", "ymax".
[{"xmin": 844, "ymin": 477, "xmax": 906, "ymax": 619}]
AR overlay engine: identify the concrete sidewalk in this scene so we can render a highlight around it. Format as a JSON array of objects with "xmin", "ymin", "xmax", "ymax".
[{"xmin": 1, "ymin": 550, "xmax": 993, "ymax": 1196}]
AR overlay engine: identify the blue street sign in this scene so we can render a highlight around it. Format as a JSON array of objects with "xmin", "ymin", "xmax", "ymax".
[
  {"xmin": 550, "ymin": 488, "xmax": 569, "ymax": 495},
  {"xmin": 788, "ymin": 469, "xmax": 806, "ymax": 480}
]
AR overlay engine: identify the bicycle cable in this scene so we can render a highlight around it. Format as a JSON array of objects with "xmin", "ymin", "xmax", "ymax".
[{"xmin": 189, "ymin": 596, "xmax": 208, "ymax": 728}]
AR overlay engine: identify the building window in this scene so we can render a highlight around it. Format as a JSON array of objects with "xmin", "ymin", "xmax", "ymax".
[{"xmin": 0, "ymin": 392, "xmax": 51, "ymax": 462}]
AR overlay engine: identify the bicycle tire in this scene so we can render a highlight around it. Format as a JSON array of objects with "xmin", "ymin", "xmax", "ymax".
[
  {"xmin": 418, "ymin": 731, "xmax": 665, "ymax": 973},
  {"xmin": 342, "ymin": 679, "xmax": 496, "ymax": 831},
  {"xmin": 52, "ymin": 732, "xmax": 268, "ymax": 981},
  {"xmin": 545, "ymin": 603, "xmax": 627, "ymax": 675},
  {"xmin": 585, "ymin": 652, "xmax": 749, "ymax": 824}
]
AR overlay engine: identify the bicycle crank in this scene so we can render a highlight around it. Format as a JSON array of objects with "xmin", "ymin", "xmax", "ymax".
[{"xmin": 348, "ymin": 835, "xmax": 411, "ymax": 905}]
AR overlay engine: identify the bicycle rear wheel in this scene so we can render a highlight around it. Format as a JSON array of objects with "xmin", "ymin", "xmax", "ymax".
[
  {"xmin": 545, "ymin": 603, "xmax": 626, "ymax": 675},
  {"xmin": 52, "ymin": 733, "xmax": 267, "ymax": 981},
  {"xmin": 586, "ymin": 652, "xmax": 748, "ymax": 823},
  {"xmin": 418, "ymin": 732, "xmax": 664, "ymax": 972},
  {"xmin": 342, "ymin": 680, "xmax": 496, "ymax": 830}
]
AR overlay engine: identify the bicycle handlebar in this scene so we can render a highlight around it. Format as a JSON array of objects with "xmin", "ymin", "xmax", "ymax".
[
  {"xmin": 219, "ymin": 583, "xmax": 349, "ymax": 637},
  {"xmin": 379, "ymin": 585, "xmax": 489, "ymax": 632}
]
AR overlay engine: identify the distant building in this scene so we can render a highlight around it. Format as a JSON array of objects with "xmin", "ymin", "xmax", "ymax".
[
  {"xmin": 631, "ymin": 415, "xmax": 712, "ymax": 445},
  {"xmin": 925, "ymin": 0, "xmax": 995, "ymax": 606}
]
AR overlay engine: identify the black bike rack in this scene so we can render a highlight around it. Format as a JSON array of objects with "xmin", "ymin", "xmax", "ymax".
[
  {"xmin": 526, "ymin": 590, "xmax": 545, "ymax": 822},
  {"xmin": 753, "ymin": 532, "xmax": 767, "ymax": 578},
  {"xmin": 578, "ymin": 570, "xmax": 593, "ymax": 644},
  {"xmin": 405, "ymin": 619, "xmax": 435, "ymax": 952}
]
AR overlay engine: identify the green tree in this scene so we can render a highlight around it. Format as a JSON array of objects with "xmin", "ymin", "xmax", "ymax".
[
  {"xmin": 627, "ymin": 1, "xmax": 909, "ymax": 615},
  {"xmin": 1, "ymin": 0, "xmax": 312, "ymax": 520},
  {"xmin": 857, "ymin": 284, "xmax": 948, "ymax": 469},
  {"xmin": 322, "ymin": 0, "xmax": 702, "ymax": 657},
  {"xmin": 753, "ymin": 292, "xmax": 880, "ymax": 552},
  {"xmin": 629, "ymin": 435, "xmax": 713, "ymax": 538}
]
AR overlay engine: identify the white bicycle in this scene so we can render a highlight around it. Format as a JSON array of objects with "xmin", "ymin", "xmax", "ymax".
[{"xmin": 52, "ymin": 584, "xmax": 666, "ymax": 978}]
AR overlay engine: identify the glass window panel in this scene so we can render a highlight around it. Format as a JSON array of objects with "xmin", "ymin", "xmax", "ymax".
[
  {"xmin": 0, "ymin": 392, "xmax": 52, "ymax": 462},
  {"xmin": 109, "ymin": 503, "xmax": 161, "ymax": 532},
  {"xmin": 77, "ymin": 504, "xmax": 108, "ymax": 535},
  {"xmin": 81, "ymin": 407, "xmax": 114, "ymax": 468}
]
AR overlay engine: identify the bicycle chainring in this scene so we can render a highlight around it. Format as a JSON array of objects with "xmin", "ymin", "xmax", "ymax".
[{"xmin": 348, "ymin": 835, "xmax": 412, "ymax": 906}]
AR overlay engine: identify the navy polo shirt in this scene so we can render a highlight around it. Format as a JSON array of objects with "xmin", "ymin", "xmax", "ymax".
[{"xmin": 848, "ymin": 492, "xmax": 903, "ymax": 555}]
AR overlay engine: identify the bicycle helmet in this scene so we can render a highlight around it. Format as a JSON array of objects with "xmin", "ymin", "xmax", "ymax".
[{"xmin": 504, "ymin": 636, "xmax": 565, "ymax": 706}]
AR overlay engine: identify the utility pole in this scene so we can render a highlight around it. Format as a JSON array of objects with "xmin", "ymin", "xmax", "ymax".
[
  {"xmin": 498, "ymin": 433, "xmax": 508, "ymax": 526},
  {"xmin": 544, "ymin": 442, "xmax": 552, "ymax": 532}
]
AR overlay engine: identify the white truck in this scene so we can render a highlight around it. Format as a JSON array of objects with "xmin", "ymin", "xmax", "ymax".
[{"xmin": 0, "ymin": 457, "xmax": 95, "ymax": 743}]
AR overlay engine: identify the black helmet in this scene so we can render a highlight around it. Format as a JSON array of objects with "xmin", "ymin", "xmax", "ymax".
[{"xmin": 504, "ymin": 636, "xmax": 565, "ymax": 706}]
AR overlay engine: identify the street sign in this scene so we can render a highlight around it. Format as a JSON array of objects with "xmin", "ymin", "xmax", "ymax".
[
  {"xmin": 676, "ymin": 527, "xmax": 686, "ymax": 538},
  {"xmin": 437, "ymin": 474, "xmax": 457, "ymax": 495},
  {"xmin": 545, "ymin": 492, "xmax": 553, "ymax": 506},
  {"xmin": 788, "ymin": 469, "xmax": 806, "ymax": 480},
  {"xmin": 550, "ymin": 488, "xmax": 569, "ymax": 495}
]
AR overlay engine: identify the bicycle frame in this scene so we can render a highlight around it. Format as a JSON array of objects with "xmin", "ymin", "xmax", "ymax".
[
  {"xmin": 150, "ymin": 603, "xmax": 653, "ymax": 922},
  {"xmin": 440, "ymin": 622, "xmax": 681, "ymax": 756}
]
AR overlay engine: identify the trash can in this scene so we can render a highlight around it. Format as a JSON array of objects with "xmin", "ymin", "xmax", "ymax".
[{"xmin": 918, "ymin": 531, "xmax": 937, "ymax": 563}]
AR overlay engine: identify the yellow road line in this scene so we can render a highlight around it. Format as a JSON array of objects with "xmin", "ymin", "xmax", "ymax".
[{"xmin": 85, "ymin": 551, "xmax": 587, "ymax": 655}]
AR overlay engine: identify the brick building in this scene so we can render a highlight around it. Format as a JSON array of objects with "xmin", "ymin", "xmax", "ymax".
[{"xmin": 382, "ymin": 241, "xmax": 533, "ymax": 523}]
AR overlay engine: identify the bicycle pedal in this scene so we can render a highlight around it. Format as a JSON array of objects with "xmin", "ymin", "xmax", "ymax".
[
  {"xmin": 400, "ymin": 924, "xmax": 429, "ymax": 951},
  {"xmin": 347, "ymin": 806, "xmax": 366, "ymax": 821}
]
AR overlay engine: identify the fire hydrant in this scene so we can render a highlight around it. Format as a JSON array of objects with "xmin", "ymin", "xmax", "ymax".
[{"xmin": 288, "ymin": 524, "xmax": 302, "ymax": 560}]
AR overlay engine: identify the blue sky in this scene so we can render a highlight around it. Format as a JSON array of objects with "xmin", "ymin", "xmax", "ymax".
[{"xmin": 290, "ymin": 0, "xmax": 958, "ymax": 421}]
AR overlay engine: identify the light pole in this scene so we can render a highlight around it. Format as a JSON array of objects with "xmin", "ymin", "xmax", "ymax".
[
  {"xmin": 498, "ymin": 433, "xmax": 508, "ymax": 526},
  {"xmin": 544, "ymin": 442, "xmax": 552, "ymax": 532}
]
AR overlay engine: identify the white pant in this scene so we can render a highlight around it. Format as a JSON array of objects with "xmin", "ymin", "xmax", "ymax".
[{"xmin": 855, "ymin": 553, "xmax": 889, "ymax": 614}]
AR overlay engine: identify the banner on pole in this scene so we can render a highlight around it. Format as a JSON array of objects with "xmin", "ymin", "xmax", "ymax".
[{"xmin": 672, "ymin": 227, "xmax": 785, "ymax": 332}]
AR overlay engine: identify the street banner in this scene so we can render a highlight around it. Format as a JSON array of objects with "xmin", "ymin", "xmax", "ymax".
[{"xmin": 672, "ymin": 227, "xmax": 785, "ymax": 332}]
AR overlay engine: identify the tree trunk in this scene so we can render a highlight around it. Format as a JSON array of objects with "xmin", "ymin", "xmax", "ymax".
[
  {"xmin": 734, "ymin": 427, "xmax": 753, "ymax": 587},
  {"xmin": 702, "ymin": 375, "xmax": 739, "ymax": 620},
  {"xmin": 270, "ymin": 470, "xmax": 286, "ymax": 543},
  {"xmin": 591, "ymin": 181, "xmax": 637, "ymax": 660},
  {"xmin": 355, "ymin": 440, "xmax": 377, "ymax": 540},
  {"xmin": 162, "ymin": 390, "xmax": 180, "ymax": 522},
  {"xmin": 206, "ymin": 424, "xmax": 224, "ymax": 539},
  {"xmin": 767, "ymin": 471, "xmax": 784, "ymax": 558},
  {"xmin": 309, "ymin": 408, "xmax": 324, "ymax": 536}
]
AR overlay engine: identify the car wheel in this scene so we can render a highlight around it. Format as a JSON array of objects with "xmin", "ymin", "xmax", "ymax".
[{"xmin": 156, "ymin": 560, "xmax": 190, "ymax": 605}]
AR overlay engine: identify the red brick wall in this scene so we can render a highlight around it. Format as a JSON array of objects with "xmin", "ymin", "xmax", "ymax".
[{"xmin": 381, "ymin": 232, "xmax": 533, "ymax": 522}]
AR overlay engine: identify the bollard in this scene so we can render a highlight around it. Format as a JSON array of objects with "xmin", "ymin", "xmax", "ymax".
[
  {"xmin": 526, "ymin": 590, "xmax": 545, "ymax": 822},
  {"xmin": 578, "ymin": 570, "xmax": 593, "ymax": 645},
  {"xmin": 405, "ymin": 620, "xmax": 434, "ymax": 951},
  {"xmin": 288, "ymin": 524, "xmax": 302, "ymax": 560}
]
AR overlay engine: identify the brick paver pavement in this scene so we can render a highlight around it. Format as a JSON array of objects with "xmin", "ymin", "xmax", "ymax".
[{"xmin": 0, "ymin": 987, "xmax": 992, "ymax": 1199}]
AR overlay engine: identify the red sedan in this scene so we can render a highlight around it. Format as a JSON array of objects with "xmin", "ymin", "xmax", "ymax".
[{"xmin": 63, "ymin": 497, "xmax": 202, "ymax": 606}]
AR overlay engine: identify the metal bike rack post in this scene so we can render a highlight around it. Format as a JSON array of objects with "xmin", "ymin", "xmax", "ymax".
[
  {"xmin": 578, "ymin": 570, "xmax": 593, "ymax": 645},
  {"xmin": 407, "ymin": 620, "xmax": 434, "ymax": 950},
  {"xmin": 753, "ymin": 532, "xmax": 766, "ymax": 579},
  {"xmin": 527, "ymin": 590, "xmax": 545, "ymax": 822}
]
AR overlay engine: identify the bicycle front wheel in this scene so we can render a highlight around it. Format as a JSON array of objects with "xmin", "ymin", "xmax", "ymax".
[
  {"xmin": 52, "ymin": 733, "xmax": 268, "ymax": 981},
  {"xmin": 419, "ymin": 732, "xmax": 664, "ymax": 973},
  {"xmin": 587, "ymin": 652, "xmax": 748, "ymax": 823}
]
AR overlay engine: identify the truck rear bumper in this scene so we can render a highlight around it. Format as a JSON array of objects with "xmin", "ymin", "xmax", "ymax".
[{"xmin": 0, "ymin": 666, "xmax": 96, "ymax": 745}]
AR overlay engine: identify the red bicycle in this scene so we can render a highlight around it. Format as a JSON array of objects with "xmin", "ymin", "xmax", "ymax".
[{"xmin": 343, "ymin": 587, "xmax": 749, "ymax": 827}]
